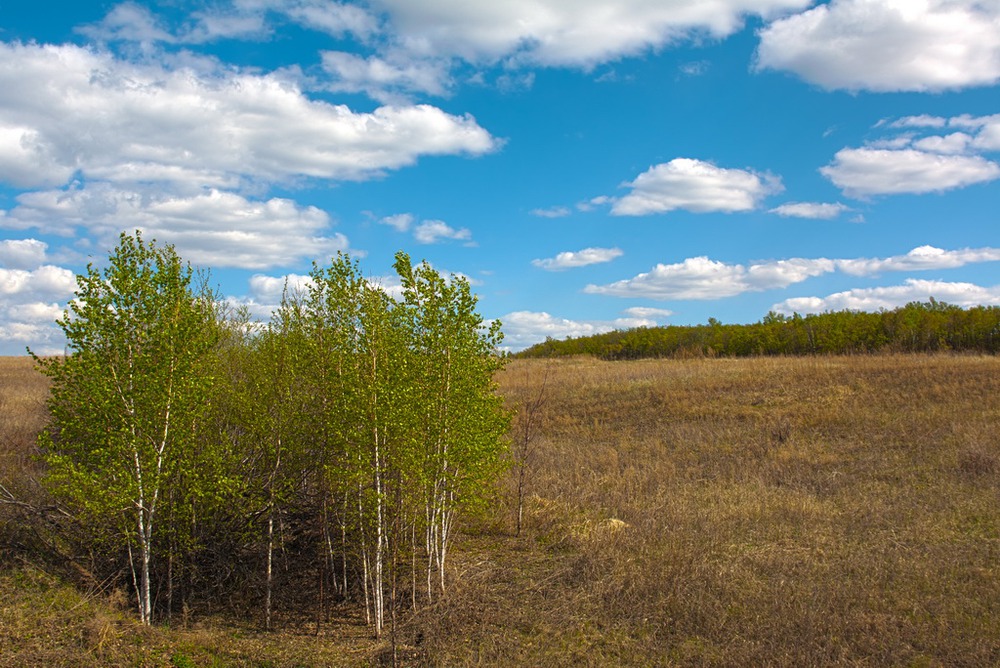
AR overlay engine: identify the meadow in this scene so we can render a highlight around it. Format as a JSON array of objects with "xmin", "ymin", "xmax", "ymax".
[{"xmin": 2, "ymin": 354, "xmax": 999, "ymax": 666}]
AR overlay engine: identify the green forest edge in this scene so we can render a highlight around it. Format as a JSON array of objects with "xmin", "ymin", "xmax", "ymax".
[
  {"xmin": 21, "ymin": 231, "xmax": 510, "ymax": 644},
  {"xmin": 517, "ymin": 300, "xmax": 1000, "ymax": 360}
]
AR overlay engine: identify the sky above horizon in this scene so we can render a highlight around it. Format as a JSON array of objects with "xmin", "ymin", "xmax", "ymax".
[{"xmin": 1, "ymin": 0, "xmax": 998, "ymax": 354}]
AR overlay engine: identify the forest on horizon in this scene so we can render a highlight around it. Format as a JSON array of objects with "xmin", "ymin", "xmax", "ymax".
[{"xmin": 517, "ymin": 300, "xmax": 1000, "ymax": 359}]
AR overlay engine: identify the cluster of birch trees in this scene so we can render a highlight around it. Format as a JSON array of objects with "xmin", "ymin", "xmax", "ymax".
[{"xmin": 34, "ymin": 232, "xmax": 510, "ymax": 634}]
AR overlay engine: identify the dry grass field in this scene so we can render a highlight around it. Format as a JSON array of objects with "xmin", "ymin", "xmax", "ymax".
[{"xmin": 3, "ymin": 354, "xmax": 999, "ymax": 666}]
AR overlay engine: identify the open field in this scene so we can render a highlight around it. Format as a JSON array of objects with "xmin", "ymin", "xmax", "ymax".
[{"xmin": 3, "ymin": 354, "xmax": 1000, "ymax": 666}]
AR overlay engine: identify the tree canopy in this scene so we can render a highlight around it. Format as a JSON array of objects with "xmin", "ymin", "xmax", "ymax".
[
  {"xmin": 517, "ymin": 301, "xmax": 1000, "ymax": 360},
  {"xmin": 34, "ymin": 237, "xmax": 510, "ymax": 633}
]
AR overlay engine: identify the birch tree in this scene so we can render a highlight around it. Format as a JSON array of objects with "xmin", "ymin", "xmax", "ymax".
[
  {"xmin": 393, "ymin": 252, "xmax": 509, "ymax": 599},
  {"xmin": 300, "ymin": 253, "xmax": 416, "ymax": 637},
  {"xmin": 34, "ymin": 232, "xmax": 218, "ymax": 625}
]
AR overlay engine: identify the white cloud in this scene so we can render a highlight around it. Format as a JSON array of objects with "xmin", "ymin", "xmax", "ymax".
[
  {"xmin": 585, "ymin": 256, "xmax": 752, "ymax": 300},
  {"xmin": 953, "ymin": 113, "xmax": 1000, "ymax": 151},
  {"xmin": 835, "ymin": 245, "xmax": 1000, "ymax": 276},
  {"xmin": 679, "ymin": 60, "xmax": 711, "ymax": 77},
  {"xmin": 532, "ymin": 247, "xmax": 623, "ymax": 271},
  {"xmin": 611, "ymin": 158, "xmax": 782, "ymax": 216},
  {"xmin": 0, "ymin": 126, "xmax": 76, "ymax": 189},
  {"xmin": 379, "ymin": 213, "xmax": 414, "ymax": 232},
  {"xmin": 769, "ymin": 201, "xmax": 850, "ymax": 219},
  {"xmin": 77, "ymin": 2, "xmax": 178, "ymax": 45},
  {"xmin": 274, "ymin": 1, "xmax": 378, "ymax": 38},
  {"xmin": 888, "ymin": 115, "xmax": 948, "ymax": 129},
  {"xmin": 0, "ymin": 310, "xmax": 65, "ymax": 355},
  {"xmin": 881, "ymin": 113, "xmax": 1000, "ymax": 152},
  {"xmin": 413, "ymin": 219, "xmax": 472, "ymax": 244},
  {"xmin": 4, "ymin": 186, "xmax": 349, "ymax": 270},
  {"xmin": 773, "ymin": 279, "xmax": 1000, "ymax": 315},
  {"xmin": 85, "ymin": 1, "xmax": 377, "ymax": 44},
  {"xmin": 864, "ymin": 135, "xmax": 917, "ymax": 150},
  {"xmin": 247, "ymin": 273, "xmax": 314, "ymax": 304},
  {"xmin": 820, "ymin": 148, "xmax": 1000, "ymax": 197},
  {"xmin": 91, "ymin": 1, "xmax": 814, "ymax": 73},
  {"xmin": 577, "ymin": 196, "xmax": 611, "ymax": 212},
  {"xmin": 0, "ymin": 42, "xmax": 497, "ymax": 191},
  {"xmin": 622, "ymin": 306, "xmax": 674, "ymax": 319},
  {"xmin": 498, "ymin": 310, "xmax": 657, "ymax": 351},
  {"xmin": 912, "ymin": 132, "xmax": 973, "ymax": 154},
  {"xmin": 0, "ymin": 239, "xmax": 48, "ymax": 270},
  {"xmin": 320, "ymin": 50, "xmax": 451, "ymax": 101},
  {"xmin": 584, "ymin": 245, "xmax": 1000, "ymax": 301},
  {"xmin": 530, "ymin": 206, "xmax": 571, "ymax": 218},
  {"xmin": 375, "ymin": 0, "xmax": 812, "ymax": 67},
  {"xmin": 0, "ymin": 264, "xmax": 78, "ymax": 355},
  {"xmin": 0, "ymin": 265, "xmax": 77, "ymax": 298},
  {"xmin": 756, "ymin": 0, "xmax": 1000, "ymax": 92},
  {"xmin": 184, "ymin": 11, "xmax": 270, "ymax": 42},
  {"xmin": 746, "ymin": 258, "xmax": 835, "ymax": 290}
]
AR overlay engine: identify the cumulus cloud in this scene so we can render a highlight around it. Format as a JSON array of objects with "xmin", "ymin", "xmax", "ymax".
[
  {"xmin": 91, "ymin": 1, "xmax": 814, "ymax": 72},
  {"xmin": 374, "ymin": 0, "xmax": 812, "ymax": 67},
  {"xmin": 413, "ymin": 219, "xmax": 472, "ymax": 244},
  {"xmin": 756, "ymin": 0, "xmax": 1000, "ymax": 92},
  {"xmin": 773, "ymin": 279, "xmax": 1000, "ymax": 315},
  {"xmin": 0, "ymin": 309, "xmax": 66, "ymax": 354},
  {"xmin": 954, "ymin": 113, "xmax": 1000, "ymax": 151},
  {"xmin": 611, "ymin": 158, "xmax": 782, "ymax": 216},
  {"xmin": 0, "ymin": 42, "xmax": 497, "ymax": 191},
  {"xmin": 584, "ymin": 245, "xmax": 1000, "ymax": 301},
  {"xmin": 586, "ymin": 257, "xmax": 756, "ymax": 300},
  {"xmin": 821, "ymin": 113, "xmax": 1000, "ymax": 198},
  {"xmin": 379, "ymin": 213, "xmax": 415, "ymax": 232},
  {"xmin": 820, "ymin": 148, "xmax": 1000, "ymax": 197},
  {"xmin": 0, "ymin": 264, "xmax": 78, "ymax": 355},
  {"xmin": 0, "ymin": 239, "xmax": 48, "ymax": 270},
  {"xmin": 911, "ymin": 132, "xmax": 974, "ymax": 155},
  {"xmin": 836, "ymin": 245, "xmax": 1000, "ymax": 276},
  {"xmin": 4, "ymin": 186, "xmax": 349, "ymax": 270},
  {"xmin": 879, "ymin": 113, "xmax": 1000, "ymax": 152},
  {"xmin": 498, "ymin": 310, "xmax": 657, "ymax": 351},
  {"xmin": 769, "ymin": 201, "xmax": 850, "ymax": 219},
  {"xmin": 0, "ymin": 265, "xmax": 77, "ymax": 298},
  {"xmin": 532, "ymin": 247, "xmax": 623, "ymax": 271}
]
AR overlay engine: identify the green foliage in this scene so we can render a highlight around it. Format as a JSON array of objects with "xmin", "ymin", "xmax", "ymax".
[
  {"xmin": 30, "ymin": 240, "xmax": 510, "ymax": 632},
  {"xmin": 518, "ymin": 301, "xmax": 1000, "ymax": 359},
  {"xmin": 33, "ymin": 231, "xmax": 220, "ymax": 624}
]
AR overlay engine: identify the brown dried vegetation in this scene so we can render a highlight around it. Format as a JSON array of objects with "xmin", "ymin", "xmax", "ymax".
[{"xmin": 3, "ymin": 354, "xmax": 1000, "ymax": 666}]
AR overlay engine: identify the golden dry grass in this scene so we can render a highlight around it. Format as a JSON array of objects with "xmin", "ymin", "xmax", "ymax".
[
  {"xmin": 416, "ymin": 355, "xmax": 1000, "ymax": 666},
  {"xmin": 0, "ymin": 357, "xmax": 49, "ymax": 478},
  {"xmin": 3, "ymin": 354, "xmax": 999, "ymax": 666}
]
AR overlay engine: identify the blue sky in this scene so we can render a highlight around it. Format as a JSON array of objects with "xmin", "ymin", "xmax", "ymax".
[{"xmin": 1, "ymin": 0, "xmax": 998, "ymax": 354}]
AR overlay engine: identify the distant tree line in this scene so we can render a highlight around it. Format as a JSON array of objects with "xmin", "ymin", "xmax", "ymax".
[
  {"xmin": 518, "ymin": 300, "xmax": 1000, "ymax": 360},
  {"xmin": 32, "ymin": 233, "xmax": 509, "ymax": 636}
]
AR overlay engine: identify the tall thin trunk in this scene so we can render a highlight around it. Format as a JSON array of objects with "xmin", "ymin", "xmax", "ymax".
[
  {"xmin": 359, "ymin": 490, "xmax": 372, "ymax": 627},
  {"xmin": 266, "ymin": 504, "xmax": 274, "ymax": 631},
  {"xmin": 340, "ymin": 495, "xmax": 348, "ymax": 598}
]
